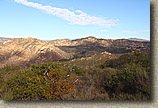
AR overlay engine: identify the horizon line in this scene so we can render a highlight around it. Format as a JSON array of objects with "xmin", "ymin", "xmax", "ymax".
[{"xmin": 0, "ymin": 35, "xmax": 150, "ymax": 41}]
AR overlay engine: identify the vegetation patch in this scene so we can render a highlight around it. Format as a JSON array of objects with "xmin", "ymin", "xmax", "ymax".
[{"xmin": 0, "ymin": 52, "xmax": 150, "ymax": 100}]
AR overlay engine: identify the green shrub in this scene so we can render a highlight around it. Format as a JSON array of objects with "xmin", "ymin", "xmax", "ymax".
[
  {"xmin": 59, "ymin": 59, "xmax": 70, "ymax": 62},
  {"xmin": 2, "ymin": 69, "xmax": 49, "ymax": 100},
  {"xmin": 100, "ymin": 52, "xmax": 150, "ymax": 70},
  {"xmin": 103, "ymin": 63, "xmax": 150, "ymax": 99},
  {"xmin": 71, "ymin": 65, "xmax": 84, "ymax": 75}
]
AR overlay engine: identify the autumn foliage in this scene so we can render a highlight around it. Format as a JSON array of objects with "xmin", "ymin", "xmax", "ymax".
[
  {"xmin": 46, "ymin": 68, "xmax": 77, "ymax": 100},
  {"xmin": 0, "ymin": 62, "xmax": 77, "ymax": 100}
]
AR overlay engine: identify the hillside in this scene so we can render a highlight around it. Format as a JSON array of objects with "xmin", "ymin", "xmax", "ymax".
[
  {"xmin": 0, "ymin": 52, "xmax": 150, "ymax": 100},
  {"xmin": 0, "ymin": 36, "xmax": 150, "ymax": 68},
  {"xmin": 0, "ymin": 37, "xmax": 71, "ymax": 68}
]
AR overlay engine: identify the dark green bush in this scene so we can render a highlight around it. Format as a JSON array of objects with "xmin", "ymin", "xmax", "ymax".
[
  {"xmin": 59, "ymin": 59, "xmax": 70, "ymax": 62},
  {"xmin": 71, "ymin": 65, "xmax": 84, "ymax": 75},
  {"xmin": 100, "ymin": 52, "xmax": 150, "ymax": 70},
  {"xmin": 103, "ymin": 63, "xmax": 150, "ymax": 99}
]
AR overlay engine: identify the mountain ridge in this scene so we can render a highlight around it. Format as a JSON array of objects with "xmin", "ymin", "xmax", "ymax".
[{"xmin": 0, "ymin": 36, "xmax": 150, "ymax": 68}]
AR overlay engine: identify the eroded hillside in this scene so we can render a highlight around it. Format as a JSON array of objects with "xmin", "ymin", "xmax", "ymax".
[{"xmin": 0, "ymin": 37, "xmax": 71, "ymax": 67}]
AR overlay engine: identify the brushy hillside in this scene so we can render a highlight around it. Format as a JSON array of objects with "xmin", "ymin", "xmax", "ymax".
[{"xmin": 0, "ymin": 52, "xmax": 150, "ymax": 100}]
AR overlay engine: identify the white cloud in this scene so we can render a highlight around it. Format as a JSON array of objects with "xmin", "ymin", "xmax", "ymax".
[
  {"xmin": 122, "ymin": 30, "xmax": 150, "ymax": 36},
  {"xmin": 14, "ymin": 0, "xmax": 118, "ymax": 26}
]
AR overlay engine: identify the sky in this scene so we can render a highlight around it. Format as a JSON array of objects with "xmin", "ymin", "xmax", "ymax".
[{"xmin": 0, "ymin": 0, "xmax": 150, "ymax": 40}]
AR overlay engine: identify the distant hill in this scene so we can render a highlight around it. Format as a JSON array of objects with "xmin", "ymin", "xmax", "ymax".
[
  {"xmin": 128, "ymin": 38, "xmax": 150, "ymax": 42},
  {"xmin": 0, "ymin": 36, "xmax": 150, "ymax": 68},
  {"xmin": 0, "ymin": 37, "xmax": 11, "ymax": 42}
]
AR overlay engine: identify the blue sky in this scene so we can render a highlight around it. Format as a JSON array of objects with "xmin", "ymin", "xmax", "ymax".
[{"xmin": 0, "ymin": 0, "xmax": 150, "ymax": 40}]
